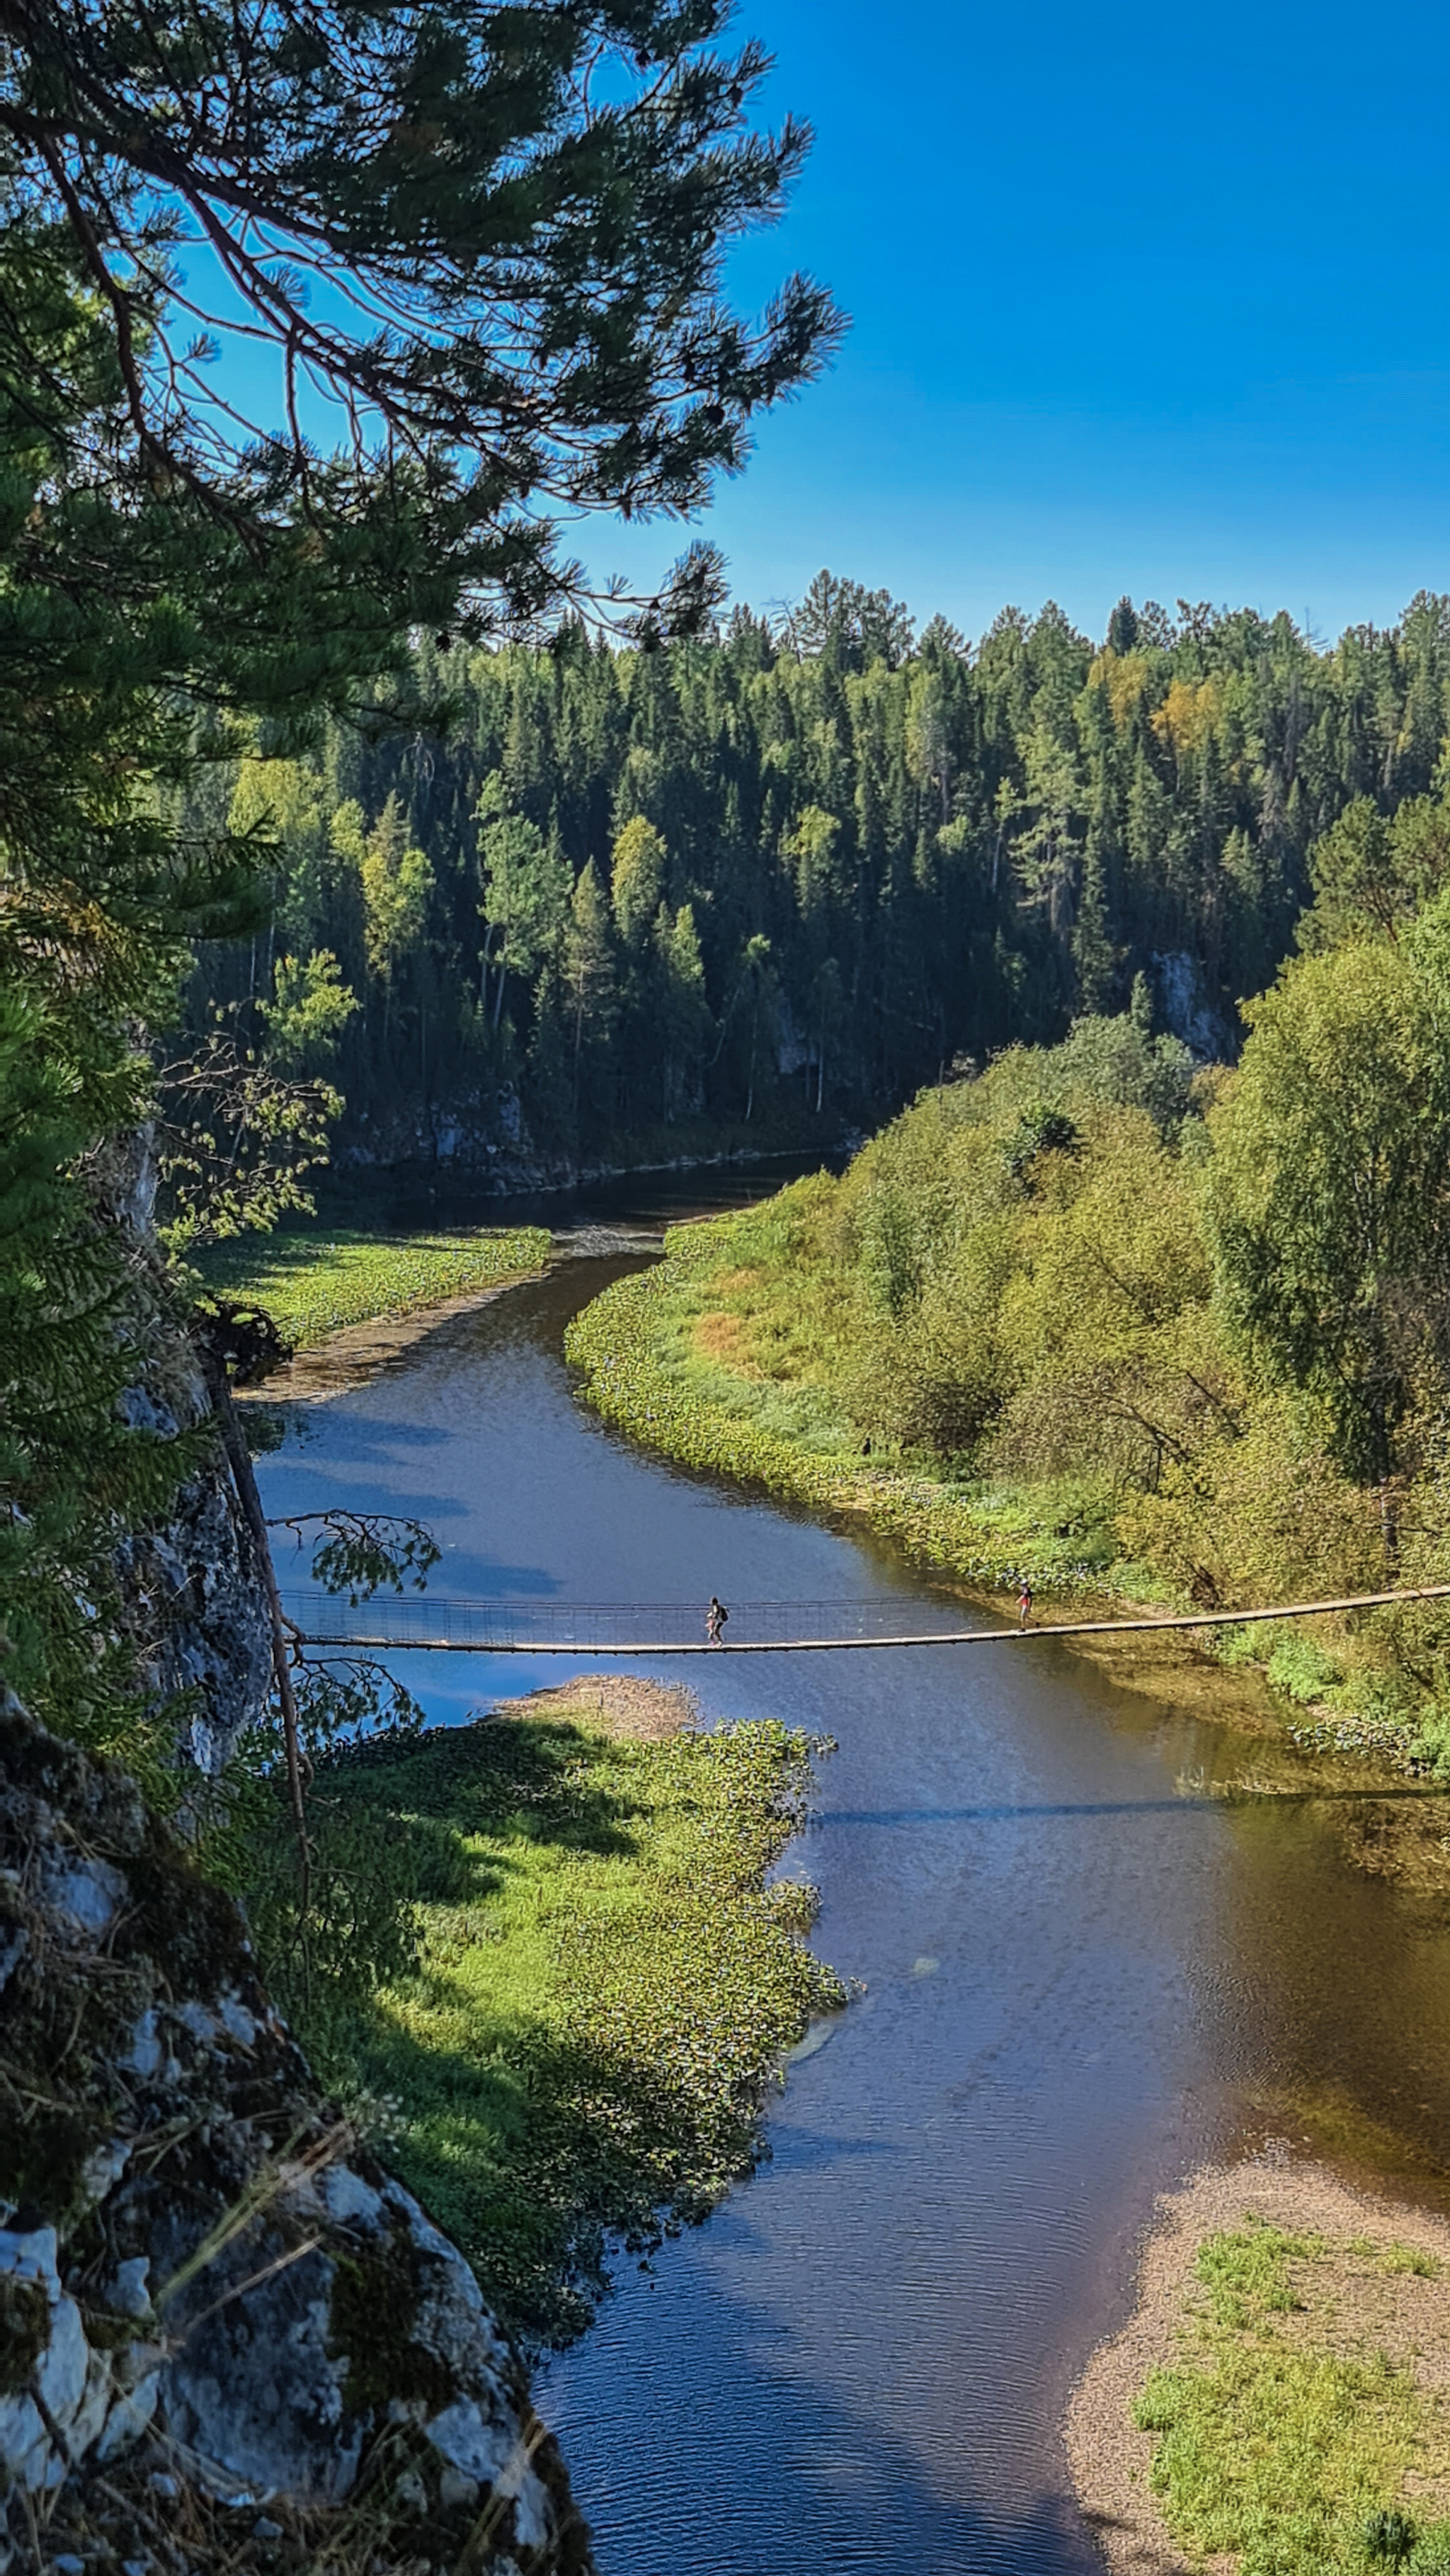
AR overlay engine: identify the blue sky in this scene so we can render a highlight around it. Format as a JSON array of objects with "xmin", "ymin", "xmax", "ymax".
[{"xmin": 600, "ymin": 0, "xmax": 1450, "ymax": 643}]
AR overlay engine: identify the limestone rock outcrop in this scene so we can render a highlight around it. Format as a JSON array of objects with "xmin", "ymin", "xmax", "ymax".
[{"xmin": 0, "ymin": 1699, "xmax": 593, "ymax": 2575}]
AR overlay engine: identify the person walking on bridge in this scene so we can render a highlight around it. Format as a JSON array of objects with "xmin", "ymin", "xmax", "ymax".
[
  {"xmin": 707, "ymin": 1595, "xmax": 729, "ymax": 1645},
  {"xmin": 1017, "ymin": 1580, "xmax": 1033, "ymax": 1631}
]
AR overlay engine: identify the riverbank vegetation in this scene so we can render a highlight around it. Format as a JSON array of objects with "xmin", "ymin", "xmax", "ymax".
[
  {"xmin": 1133, "ymin": 2223, "xmax": 1450, "ymax": 2575},
  {"xmin": 566, "ymin": 873, "xmax": 1450, "ymax": 1773},
  {"xmin": 250, "ymin": 1683, "xmax": 843, "ymax": 2351},
  {"xmin": 200, "ymin": 1225, "xmax": 550, "ymax": 1351},
  {"xmin": 1070, "ymin": 2161, "xmax": 1450, "ymax": 2576},
  {"xmin": 184, "ymin": 586, "xmax": 1450, "ymax": 1170}
]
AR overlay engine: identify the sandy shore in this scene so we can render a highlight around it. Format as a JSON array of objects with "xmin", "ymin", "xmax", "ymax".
[
  {"xmin": 1066, "ymin": 2150, "xmax": 1450, "ymax": 2574},
  {"xmin": 486, "ymin": 1672, "xmax": 700, "ymax": 1742},
  {"xmin": 234, "ymin": 1267, "xmax": 549, "ymax": 1403}
]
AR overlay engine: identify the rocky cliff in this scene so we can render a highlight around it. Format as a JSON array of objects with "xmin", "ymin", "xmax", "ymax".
[{"xmin": 0, "ymin": 1697, "xmax": 594, "ymax": 2575}]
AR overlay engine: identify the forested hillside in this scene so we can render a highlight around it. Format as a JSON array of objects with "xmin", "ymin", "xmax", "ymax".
[
  {"xmin": 188, "ymin": 579, "xmax": 1450, "ymax": 1166},
  {"xmin": 568, "ymin": 852, "xmax": 1450, "ymax": 1755}
]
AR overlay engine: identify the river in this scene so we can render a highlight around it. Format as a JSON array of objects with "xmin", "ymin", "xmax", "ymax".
[{"xmin": 256, "ymin": 1173, "xmax": 1450, "ymax": 2575}]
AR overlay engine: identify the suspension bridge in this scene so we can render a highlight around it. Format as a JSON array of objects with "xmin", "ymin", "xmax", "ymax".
[{"xmin": 284, "ymin": 1580, "xmax": 1450, "ymax": 1658}]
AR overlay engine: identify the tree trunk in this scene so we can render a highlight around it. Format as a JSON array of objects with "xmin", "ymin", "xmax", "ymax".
[{"xmin": 202, "ymin": 1357, "xmax": 310, "ymax": 1911}]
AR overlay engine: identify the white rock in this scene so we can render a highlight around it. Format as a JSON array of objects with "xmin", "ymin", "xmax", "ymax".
[
  {"xmin": 39, "ymin": 1858, "xmax": 127, "ymax": 1937},
  {"xmin": 67, "ymin": 2347, "xmax": 115, "ymax": 2461},
  {"xmin": 96, "ymin": 2370, "xmax": 161, "ymax": 2463},
  {"xmin": 215, "ymin": 1994, "xmax": 257, "ymax": 2047},
  {"xmin": 0, "ymin": 2391, "xmax": 48, "ymax": 2492},
  {"xmin": 0, "ymin": 2225, "xmax": 60, "ymax": 2296},
  {"xmin": 81, "ymin": 2138, "xmax": 130, "ymax": 2204},
  {"xmin": 36, "ymin": 2294, "xmax": 88, "ymax": 2424},
  {"xmin": 424, "ymin": 2400, "xmax": 517, "ymax": 2487},
  {"xmin": 321, "ymin": 2166, "xmax": 383, "ymax": 2230},
  {"xmin": 121, "ymin": 2010, "xmax": 163, "ymax": 2077},
  {"xmin": 106, "ymin": 2256, "xmax": 152, "ymax": 2319}
]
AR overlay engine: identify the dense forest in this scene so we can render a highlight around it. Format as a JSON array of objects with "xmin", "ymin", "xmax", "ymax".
[{"xmin": 186, "ymin": 577, "xmax": 1450, "ymax": 1168}]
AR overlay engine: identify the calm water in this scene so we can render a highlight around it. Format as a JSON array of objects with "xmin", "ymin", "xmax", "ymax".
[{"xmin": 256, "ymin": 1187, "xmax": 1450, "ymax": 2575}]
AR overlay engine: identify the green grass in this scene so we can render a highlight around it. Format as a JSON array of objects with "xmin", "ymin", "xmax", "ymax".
[
  {"xmin": 200, "ymin": 1224, "xmax": 551, "ymax": 1347},
  {"xmin": 1133, "ymin": 2223, "xmax": 1450, "ymax": 2575},
  {"xmin": 283, "ymin": 1703, "xmax": 843, "ymax": 2352}
]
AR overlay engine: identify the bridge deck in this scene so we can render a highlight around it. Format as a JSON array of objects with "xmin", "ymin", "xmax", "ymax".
[{"xmin": 284, "ymin": 1581, "xmax": 1450, "ymax": 1656}]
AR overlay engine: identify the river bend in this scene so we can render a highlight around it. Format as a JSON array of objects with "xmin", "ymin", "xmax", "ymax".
[{"xmin": 257, "ymin": 1182, "xmax": 1450, "ymax": 2575}]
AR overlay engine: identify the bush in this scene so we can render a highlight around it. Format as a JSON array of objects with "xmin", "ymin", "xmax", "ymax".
[{"xmin": 1266, "ymin": 1633, "xmax": 1345, "ymax": 1706}]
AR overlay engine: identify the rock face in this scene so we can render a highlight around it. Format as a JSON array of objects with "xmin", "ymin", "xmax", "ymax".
[
  {"xmin": 0, "ymin": 1699, "xmax": 593, "ymax": 2575},
  {"xmin": 100, "ymin": 1121, "xmax": 273, "ymax": 1780},
  {"xmin": 113, "ymin": 1364, "xmax": 274, "ymax": 1779}
]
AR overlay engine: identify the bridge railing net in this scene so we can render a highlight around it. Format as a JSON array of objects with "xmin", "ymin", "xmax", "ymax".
[{"xmin": 281, "ymin": 1592, "xmax": 947, "ymax": 1651}]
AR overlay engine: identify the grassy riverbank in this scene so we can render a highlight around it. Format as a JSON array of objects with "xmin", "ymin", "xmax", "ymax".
[
  {"xmin": 564, "ymin": 1173, "xmax": 1450, "ymax": 1797},
  {"xmin": 565, "ymin": 1186, "xmax": 1119, "ymax": 1596},
  {"xmin": 1070, "ymin": 2160, "xmax": 1450, "ymax": 2576},
  {"xmin": 201, "ymin": 1223, "xmax": 551, "ymax": 1347},
  {"xmin": 258, "ymin": 1680, "xmax": 843, "ymax": 2352}
]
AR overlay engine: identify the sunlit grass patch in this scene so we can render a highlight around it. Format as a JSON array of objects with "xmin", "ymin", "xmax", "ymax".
[
  {"xmin": 297, "ymin": 1704, "xmax": 843, "ymax": 2352},
  {"xmin": 1134, "ymin": 2221, "xmax": 1450, "ymax": 2575},
  {"xmin": 201, "ymin": 1224, "xmax": 550, "ymax": 1347}
]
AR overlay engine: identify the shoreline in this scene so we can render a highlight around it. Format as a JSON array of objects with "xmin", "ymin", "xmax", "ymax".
[
  {"xmin": 561, "ymin": 1255, "xmax": 1340, "ymax": 1740},
  {"xmin": 236, "ymin": 1263, "xmax": 549, "ymax": 1403},
  {"xmin": 1066, "ymin": 2152, "xmax": 1450, "ymax": 2575},
  {"xmin": 299, "ymin": 1677, "xmax": 843, "ymax": 2352}
]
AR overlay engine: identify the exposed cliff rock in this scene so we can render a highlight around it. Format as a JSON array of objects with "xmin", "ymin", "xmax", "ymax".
[
  {"xmin": 113, "ymin": 1369, "xmax": 273, "ymax": 1779},
  {"xmin": 0, "ymin": 1698, "xmax": 593, "ymax": 2575},
  {"xmin": 98, "ymin": 1124, "xmax": 273, "ymax": 1779}
]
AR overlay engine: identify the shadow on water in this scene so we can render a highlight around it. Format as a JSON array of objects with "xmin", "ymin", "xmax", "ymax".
[{"xmin": 255, "ymin": 1214, "xmax": 1450, "ymax": 2575}]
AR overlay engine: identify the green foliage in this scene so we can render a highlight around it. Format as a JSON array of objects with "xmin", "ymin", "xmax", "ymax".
[
  {"xmin": 1193, "ymin": 2223, "xmax": 1323, "ymax": 2326},
  {"xmin": 1300, "ymin": 796, "xmax": 1450, "ymax": 950},
  {"xmin": 565, "ymin": 944, "xmax": 1450, "ymax": 1753},
  {"xmin": 476, "ymin": 773, "xmax": 573, "ymax": 1032},
  {"xmin": 200, "ymin": 1226, "xmax": 550, "ymax": 1350},
  {"xmin": 183, "ymin": 590, "xmax": 1450, "ymax": 1163},
  {"xmin": 1207, "ymin": 931, "xmax": 1450, "ymax": 1482},
  {"xmin": 565, "ymin": 1209, "xmax": 1110, "ymax": 1593},
  {"xmin": 257, "ymin": 951, "xmax": 360, "ymax": 1074},
  {"xmin": 154, "ymin": 1022, "xmax": 348, "ymax": 1253},
  {"xmin": 1266, "ymin": 1634, "xmax": 1345, "ymax": 1706},
  {"xmin": 266, "ymin": 1707, "xmax": 844, "ymax": 2351}
]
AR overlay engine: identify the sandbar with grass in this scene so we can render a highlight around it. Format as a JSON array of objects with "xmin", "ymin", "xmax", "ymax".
[
  {"xmin": 202, "ymin": 1222, "xmax": 552, "ymax": 1377},
  {"xmin": 260, "ymin": 1677, "xmax": 844, "ymax": 2354},
  {"xmin": 1067, "ymin": 2154, "xmax": 1450, "ymax": 2575}
]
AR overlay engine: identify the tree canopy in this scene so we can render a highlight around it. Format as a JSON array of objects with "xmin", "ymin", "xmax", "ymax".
[
  {"xmin": 183, "ymin": 584, "xmax": 1450, "ymax": 1161},
  {"xmin": 0, "ymin": 0, "xmax": 843, "ymax": 641}
]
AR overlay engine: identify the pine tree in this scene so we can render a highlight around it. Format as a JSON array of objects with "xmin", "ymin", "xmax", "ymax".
[{"xmin": 1, "ymin": 2, "xmax": 843, "ymax": 646}]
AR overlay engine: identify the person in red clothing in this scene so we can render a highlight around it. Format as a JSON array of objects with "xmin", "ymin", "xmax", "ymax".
[{"xmin": 1017, "ymin": 1580, "xmax": 1033, "ymax": 1631}]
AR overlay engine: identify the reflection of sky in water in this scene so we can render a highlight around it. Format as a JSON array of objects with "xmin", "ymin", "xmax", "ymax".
[{"xmin": 256, "ymin": 1253, "xmax": 1450, "ymax": 2576}]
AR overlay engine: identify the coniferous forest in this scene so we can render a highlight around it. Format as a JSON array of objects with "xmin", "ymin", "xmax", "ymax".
[{"xmin": 186, "ymin": 578, "xmax": 1450, "ymax": 1167}]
